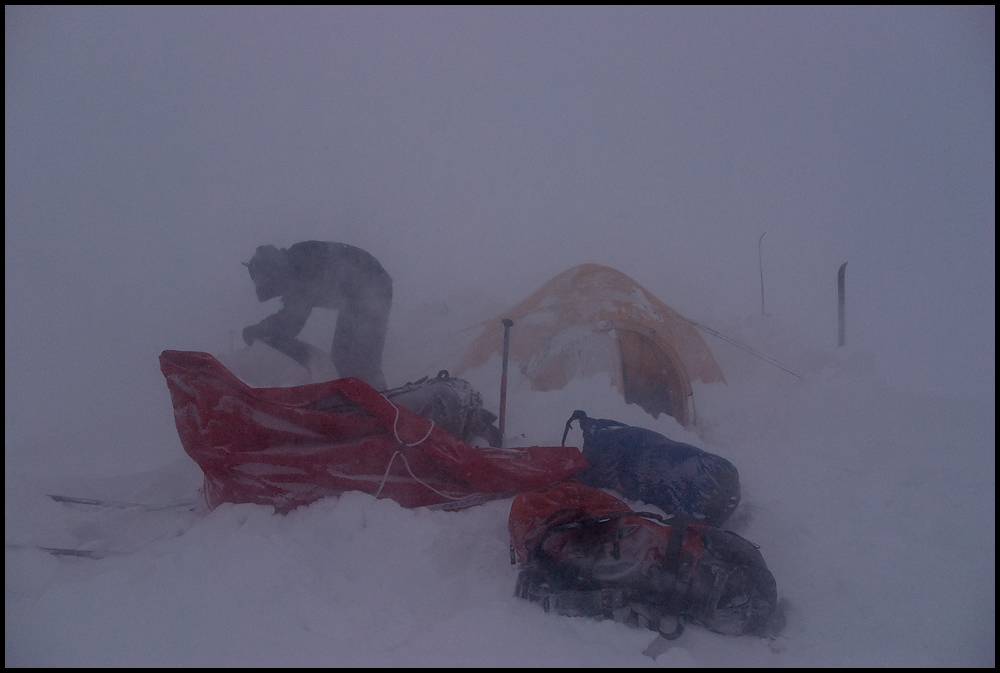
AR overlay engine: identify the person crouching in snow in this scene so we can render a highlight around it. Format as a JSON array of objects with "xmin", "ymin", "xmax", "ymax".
[{"xmin": 242, "ymin": 241, "xmax": 392, "ymax": 390}]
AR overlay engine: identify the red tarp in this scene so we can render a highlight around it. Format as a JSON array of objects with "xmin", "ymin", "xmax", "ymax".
[{"xmin": 159, "ymin": 350, "xmax": 588, "ymax": 513}]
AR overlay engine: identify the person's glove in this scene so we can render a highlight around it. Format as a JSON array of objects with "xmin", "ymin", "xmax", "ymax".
[{"xmin": 242, "ymin": 325, "xmax": 261, "ymax": 346}]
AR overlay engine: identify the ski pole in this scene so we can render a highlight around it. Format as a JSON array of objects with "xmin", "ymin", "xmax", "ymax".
[
  {"xmin": 498, "ymin": 318, "xmax": 513, "ymax": 442},
  {"xmin": 838, "ymin": 262, "xmax": 847, "ymax": 347}
]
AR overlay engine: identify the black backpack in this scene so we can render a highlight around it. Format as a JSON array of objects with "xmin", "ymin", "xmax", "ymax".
[
  {"xmin": 509, "ymin": 482, "xmax": 779, "ymax": 639},
  {"xmin": 563, "ymin": 410, "xmax": 740, "ymax": 527}
]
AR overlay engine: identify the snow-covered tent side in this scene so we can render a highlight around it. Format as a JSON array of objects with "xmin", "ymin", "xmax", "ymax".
[{"xmin": 455, "ymin": 264, "xmax": 724, "ymax": 427}]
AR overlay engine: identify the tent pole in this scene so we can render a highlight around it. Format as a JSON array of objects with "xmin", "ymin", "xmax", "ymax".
[{"xmin": 498, "ymin": 318, "xmax": 514, "ymax": 443}]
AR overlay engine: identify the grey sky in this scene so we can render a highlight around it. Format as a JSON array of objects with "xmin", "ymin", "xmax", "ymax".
[{"xmin": 5, "ymin": 6, "xmax": 994, "ymax": 474}]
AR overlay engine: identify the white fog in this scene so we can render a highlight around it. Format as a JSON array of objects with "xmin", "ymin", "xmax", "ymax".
[{"xmin": 5, "ymin": 6, "xmax": 994, "ymax": 666}]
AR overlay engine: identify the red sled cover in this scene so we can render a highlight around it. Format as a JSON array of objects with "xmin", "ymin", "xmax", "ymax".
[{"xmin": 159, "ymin": 350, "xmax": 588, "ymax": 513}]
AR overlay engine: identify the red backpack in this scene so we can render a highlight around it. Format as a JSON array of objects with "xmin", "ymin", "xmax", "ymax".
[{"xmin": 509, "ymin": 482, "xmax": 779, "ymax": 639}]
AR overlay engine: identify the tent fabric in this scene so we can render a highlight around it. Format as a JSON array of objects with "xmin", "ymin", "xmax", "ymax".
[
  {"xmin": 455, "ymin": 264, "xmax": 724, "ymax": 427},
  {"xmin": 159, "ymin": 350, "xmax": 587, "ymax": 513}
]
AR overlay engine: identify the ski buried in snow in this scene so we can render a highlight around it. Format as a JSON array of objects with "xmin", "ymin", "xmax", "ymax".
[
  {"xmin": 7, "ymin": 494, "xmax": 204, "ymax": 559},
  {"xmin": 47, "ymin": 494, "xmax": 199, "ymax": 512}
]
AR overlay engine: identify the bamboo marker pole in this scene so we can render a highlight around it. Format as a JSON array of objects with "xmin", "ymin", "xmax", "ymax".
[{"xmin": 759, "ymin": 232, "xmax": 767, "ymax": 316}]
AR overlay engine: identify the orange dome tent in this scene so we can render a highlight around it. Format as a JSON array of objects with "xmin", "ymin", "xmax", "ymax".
[{"xmin": 455, "ymin": 264, "xmax": 724, "ymax": 428}]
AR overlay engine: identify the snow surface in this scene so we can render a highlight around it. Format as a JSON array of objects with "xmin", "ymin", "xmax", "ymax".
[{"xmin": 5, "ymin": 308, "xmax": 994, "ymax": 667}]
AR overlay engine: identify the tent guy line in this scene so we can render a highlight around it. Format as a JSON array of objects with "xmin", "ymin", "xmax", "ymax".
[{"xmin": 686, "ymin": 321, "xmax": 802, "ymax": 380}]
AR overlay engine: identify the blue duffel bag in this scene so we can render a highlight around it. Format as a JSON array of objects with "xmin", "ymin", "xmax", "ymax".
[{"xmin": 562, "ymin": 410, "xmax": 741, "ymax": 528}]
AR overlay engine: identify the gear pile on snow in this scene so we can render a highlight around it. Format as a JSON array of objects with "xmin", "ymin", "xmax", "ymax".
[
  {"xmin": 509, "ymin": 482, "xmax": 778, "ymax": 638},
  {"xmin": 159, "ymin": 350, "xmax": 586, "ymax": 513},
  {"xmin": 563, "ymin": 410, "xmax": 740, "ymax": 527},
  {"xmin": 159, "ymin": 350, "xmax": 779, "ymax": 640}
]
